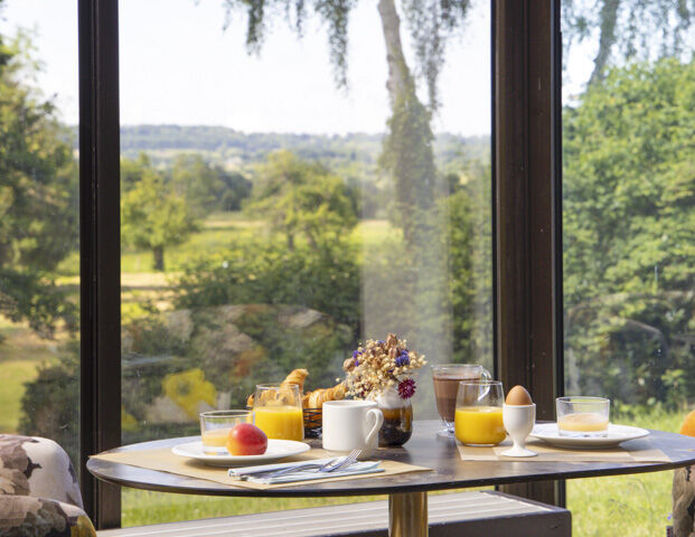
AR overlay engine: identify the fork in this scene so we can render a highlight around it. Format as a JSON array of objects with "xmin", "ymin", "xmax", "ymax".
[
  {"xmin": 251, "ymin": 448, "xmax": 362, "ymax": 480},
  {"xmin": 329, "ymin": 448, "xmax": 361, "ymax": 472}
]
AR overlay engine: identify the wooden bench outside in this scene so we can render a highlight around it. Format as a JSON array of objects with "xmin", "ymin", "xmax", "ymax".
[{"xmin": 99, "ymin": 490, "xmax": 571, "ymax": 537}]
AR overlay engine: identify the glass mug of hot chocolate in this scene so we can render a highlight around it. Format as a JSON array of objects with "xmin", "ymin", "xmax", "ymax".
[{"xmin": 432, "ymin": 364, "xmax": 491, "ymax": 437}]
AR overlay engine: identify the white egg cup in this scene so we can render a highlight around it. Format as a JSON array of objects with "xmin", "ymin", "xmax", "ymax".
[{"xmin": 502, "ymin": 403, "xmax": 537, "ymax": 457}]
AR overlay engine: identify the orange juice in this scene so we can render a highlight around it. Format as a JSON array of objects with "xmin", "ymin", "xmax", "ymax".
[
  {"xmin": 201, "ymin": 428, "xmax": 232, "ymax": 448},
  {"xmin": 455, "ymin": 406, "xmax": 505, "ymax": 445},
  {"xmin": 557, "ymin": 412, "xmax": 608, "ymax": 432},
  {"xmin": 201, "ymin": 428, "xmax": 233, "ymax": 453},
  {"xmin": 254, "ymin": 406, "xmax": 304, "ymax": 440}
]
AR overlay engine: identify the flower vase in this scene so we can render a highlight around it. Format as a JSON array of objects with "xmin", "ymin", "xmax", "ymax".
[{"xmin": 375, "ymin": 386, "xmax": 413, "ymax": 447}]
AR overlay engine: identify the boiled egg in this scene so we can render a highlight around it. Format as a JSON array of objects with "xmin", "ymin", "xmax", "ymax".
[{"xmin": 505, "ymin": 385, "xmax": 533, "ymax": 406}]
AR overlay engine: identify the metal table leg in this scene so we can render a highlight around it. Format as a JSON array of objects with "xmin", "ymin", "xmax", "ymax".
[{"xmin": 389, "ymin": 491, "xmax": 428, "ymax": 537}]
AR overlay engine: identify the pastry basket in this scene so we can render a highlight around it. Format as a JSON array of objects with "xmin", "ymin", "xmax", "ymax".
[{"xmin": 302, "ymin": 408, "xmax": 322, "ymax": 438}]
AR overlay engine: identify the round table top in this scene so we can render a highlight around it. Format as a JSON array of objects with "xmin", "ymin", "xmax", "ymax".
[{"xmin": 87, "ymin": 420, "xmax": 695, "ymax": 498}]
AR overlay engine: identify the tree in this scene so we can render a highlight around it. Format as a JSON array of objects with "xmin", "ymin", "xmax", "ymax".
[
  {"xmin": 0, "ymin": 31, "xmax": 78, "ymax": 336},
  {"xmin": 247, "ymin": 150, "xmax": 357, "ymax": 251},
  {"xmin": 218, "ymin": 170, "xmax": 252, "ymax": 212},
  {"xmin": 220, "ymin": 0, "xmax": 470, "ymax": 234},
  {"xmin": 121, "ymin": 155, "xmax": 199, "ymax": 271},
  {"xmin": 563, "ymin": 58, "xmax": 695, "ymax": 405},
  {"xmin": 170, "ymin": 154, "xmax": 223, "ymax": 216},
  {"xmin": 218, "ymin": 0, "xmax": 472, "ymax": 361},
  {"xmin": 563, "ymin": 0, "xmax": 693, "ymax": 86}
]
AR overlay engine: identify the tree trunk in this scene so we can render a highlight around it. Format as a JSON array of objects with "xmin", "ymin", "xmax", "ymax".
[
  {"xmin": 153, "ymin": 246, "xmax": 165, "ymax": 271},
  {"xmin": 589, "ymin": 0, "xmax": 620, "ymax": 86},
  {"xmin": 377, "ymin": 0, "xmax": 436, "ymax": 236},
  {"xmin": 377, "ymin": 0, "xmax": 414, "ymax": 107}
]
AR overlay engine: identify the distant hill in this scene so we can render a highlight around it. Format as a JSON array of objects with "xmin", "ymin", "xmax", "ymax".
[{"xmin": 113, "ymin": 125, "xmax": 490, "ymax": 170}]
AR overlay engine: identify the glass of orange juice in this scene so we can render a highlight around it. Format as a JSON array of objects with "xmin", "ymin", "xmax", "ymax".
[
  {"xmin": 200, "ymin": 409, "xmax": 252, "ymax": 454},
  {"xmin": 454, "ymin": 380, "xmax": 505, "ymax": 446},
  {"xmin": 253, "ymin": 383, "xmax": 304, "ymax": 441},
  {"xmin": 556, "ymin": 396, "xmax": 610, "ymax": 436}
]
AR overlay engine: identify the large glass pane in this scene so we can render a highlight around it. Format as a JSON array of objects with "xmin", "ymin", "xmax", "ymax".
[
  {"xmin": 0, "ymin": 0, "xmax": 80, "ymax": 465},
  {"xmin": 562, "ymin": 2, "xmax": 694, "ymax": 535},
  {"xmin": 119, "ymin": 0, "xmax": 492, "ymax": 525}
]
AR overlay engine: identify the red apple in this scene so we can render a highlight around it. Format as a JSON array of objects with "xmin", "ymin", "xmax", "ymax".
[{"xmin": 227, "ymin": 423, "xmax": 268, "ymax": 455}]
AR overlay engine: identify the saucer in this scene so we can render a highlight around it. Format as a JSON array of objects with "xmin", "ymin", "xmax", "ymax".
[
  {"xmin": 530, "ymin": 423, "xmax": 649, "ymax": 449},
  {"xmin": 172, "ymin": 439, "xmax": 311, "ymax": 466}
]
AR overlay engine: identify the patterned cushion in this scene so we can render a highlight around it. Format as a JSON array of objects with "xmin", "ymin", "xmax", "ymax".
[
  {"xmin": 0, "ymin": 435, "xmax": 95, "ymax": 537},
  {"xmin": 0, "ymin": 495, "xmax": 95, "ymax": 537}
]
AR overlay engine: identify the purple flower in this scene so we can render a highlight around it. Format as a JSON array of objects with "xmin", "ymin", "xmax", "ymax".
[
  {"xmin": 398, "ymin": 378, "xmax": 416, "ymax": 399},
  {"xmin": 395, "ymin": 352, "xmax": 410, "ymax": 367},
  {"xmin": 352, "ymin": 349, "xmax": 362, "ymax": 358}
]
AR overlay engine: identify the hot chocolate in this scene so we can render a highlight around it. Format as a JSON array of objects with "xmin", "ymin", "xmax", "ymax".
[
  {"xmin": 431, "ymin": 364, "xmax": 491, "ymax": 436},
  {"xmin": 433, "ymin": 375, "xmax": 478, "ymax": 422}
]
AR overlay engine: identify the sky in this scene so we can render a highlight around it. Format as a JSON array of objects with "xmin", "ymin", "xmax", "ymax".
[{"xmin": 0, "ymin": 0, "xmax": 499, "ymax": 136}]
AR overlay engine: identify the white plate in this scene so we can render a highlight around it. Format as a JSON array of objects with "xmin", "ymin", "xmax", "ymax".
[
  {"xmin": 529, "ymin": 423, "xmax": 650, "ymax": 449},
  {"xmin": 171, "ymin": 439, "xmax": 311, "ymax": 466}
]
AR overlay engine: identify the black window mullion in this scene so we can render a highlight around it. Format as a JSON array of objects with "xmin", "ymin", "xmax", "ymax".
[
  {"xmin": 493, "ymin": 0, "xmax": 564, "ymax": 506},
  {"xmin": 79, "ymin": 0, "xmax": 122, "ymax": 527}
]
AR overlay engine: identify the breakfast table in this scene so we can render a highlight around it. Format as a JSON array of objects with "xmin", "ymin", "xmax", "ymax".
[{"xmin": 87, "ymin": 420, "xmax": 695, "ymax": 537}]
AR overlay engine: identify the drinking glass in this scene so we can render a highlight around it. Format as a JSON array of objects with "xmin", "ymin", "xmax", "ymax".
[
  {"xmin": 252, "ymin": 383, "xmax": 304, "ymax": 441},
  {"xmin": 432, "ymin": 364, "xmax": 491, "ymax": 437},
  {"xmin": 556, "ymin": 396, "xmax": 610, "ymax": 436},
  {"xmin": 454, "ymin": 380, "xmax": 505, "ymax": 446},
  {"xmin": 200, "ymin": 409, "xmax": 252, "ymax": 454}
]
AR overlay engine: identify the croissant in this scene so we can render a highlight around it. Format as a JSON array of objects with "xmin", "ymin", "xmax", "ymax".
[
  {"xmin": 304, "ymin": 381, "xmax": 347, "ymax": 409},
  {"xmin": 282, "ymin": 369, "xmax": 308, "ymax": 391},
  {"xmin": 247, "ymin": 368, "xmax": 309, "ymax": 406}
]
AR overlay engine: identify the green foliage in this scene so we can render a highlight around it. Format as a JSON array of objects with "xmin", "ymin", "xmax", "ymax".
[
  {"xmin": 563, "ymin": 57, "xmax": 695, "ymax": 407},
  {"xmin": 175, "ymin": 239, "xmax": 360, "ymax": 332},
  {"xmin": 221, "ymin": 0, "xmax": 470, "ymax": 107},
  {"xmin": 121, "ymin": 155, "xmax": 200, "ymax": 271},
  {"xmin": 446, "ymin": 162, "xmax": 493, "ymax": 365},
  {"xmin": 0, "ymin": 33, "xmax": 77, "ymax": 336},
  {"xmin": 563, "ymin": 0, "xmax": 694, "ymax": 85},
  {"xmin": 246, "ymin": 151, "xmax": 358, "ymax": 251},
  {"xmin": 169, "ymin": 154, "xmax": 251, "ymax": 214},
  {"xmin": 19, "ymin": 343, "xmax": 79, "ymax": 464}
]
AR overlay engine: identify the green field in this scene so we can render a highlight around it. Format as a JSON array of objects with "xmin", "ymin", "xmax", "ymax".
[
  {"xmin": 0, "ymin": 318, "xmax": 61, "ymax": 433},
  {"xmin": 122, "ymin": 490, "xmax": 384, "ymax": 527},
  {"xmin": 567, "ymin": 409, "xmax": 682, "ymax": 537}
]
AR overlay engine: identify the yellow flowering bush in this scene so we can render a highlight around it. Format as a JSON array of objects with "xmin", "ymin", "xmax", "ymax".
[{"xmin": 162, "ymin": 368, "xmax": 217, "ymax": 418}]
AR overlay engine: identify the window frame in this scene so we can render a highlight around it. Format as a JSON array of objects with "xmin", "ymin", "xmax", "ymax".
[
  {"xmin": 492, "ymin": 0, "xmax": 563, "ymax": 505},
  {"xmin": 79, "ymin": 0, "xmax": 122, "ymax": 527},
  {"xmin": 77, "ymin": 0, "xmax": 563, "ymax": 526}
]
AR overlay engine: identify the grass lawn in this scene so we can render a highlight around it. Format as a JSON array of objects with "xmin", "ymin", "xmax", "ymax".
[
  {"xmin": 60, "ymin": 212, "xmax": 400, "ymax": 276},
  {"xmin": 567, "ymin": 409, "xmax": 682, "ymax": 537},
  {"xmin": 122, "ymin": 490, "xmax": 383, "ymax": 527},
  {"xmin": 0, "ymin": 318, "xmax": 62, "ymax": 433},
  {"xmin": 119, "ymin": 215, "xmax": 398, "ymax": 274}
]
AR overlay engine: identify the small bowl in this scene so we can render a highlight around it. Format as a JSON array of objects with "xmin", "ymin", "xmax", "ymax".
[{"xmin": 200, "ymin": 409, "xmax": 252, "ymax": 454}]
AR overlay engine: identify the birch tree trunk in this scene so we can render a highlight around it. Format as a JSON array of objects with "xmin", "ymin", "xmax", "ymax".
[{"xmin": 377, "ymin": 0, "xmax": 414, "ymax": 107}]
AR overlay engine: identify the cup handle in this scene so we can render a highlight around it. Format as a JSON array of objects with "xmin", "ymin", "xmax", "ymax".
[
  {"xmin": 477, "ymin": 367, "xmax": 492, "ymax": 401},
  {"xmin": 362, "ymin": 408, "xmax": 384, "ymax": 457}
]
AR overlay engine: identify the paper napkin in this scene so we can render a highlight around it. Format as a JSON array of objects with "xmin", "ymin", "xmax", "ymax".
[{"xmin": 228, "ymin": 458, "xmax": 383, "ymax": 484}]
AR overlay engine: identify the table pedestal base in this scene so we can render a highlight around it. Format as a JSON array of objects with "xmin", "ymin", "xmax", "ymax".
[{"xmin": 389, "ymin": 491, "xmax": 428, "ymax": 537}]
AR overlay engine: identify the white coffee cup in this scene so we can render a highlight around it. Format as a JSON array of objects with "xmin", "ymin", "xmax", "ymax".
[{"xmin": 322, "ymin": 400, "xmax": 384, "ymax": 457}]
